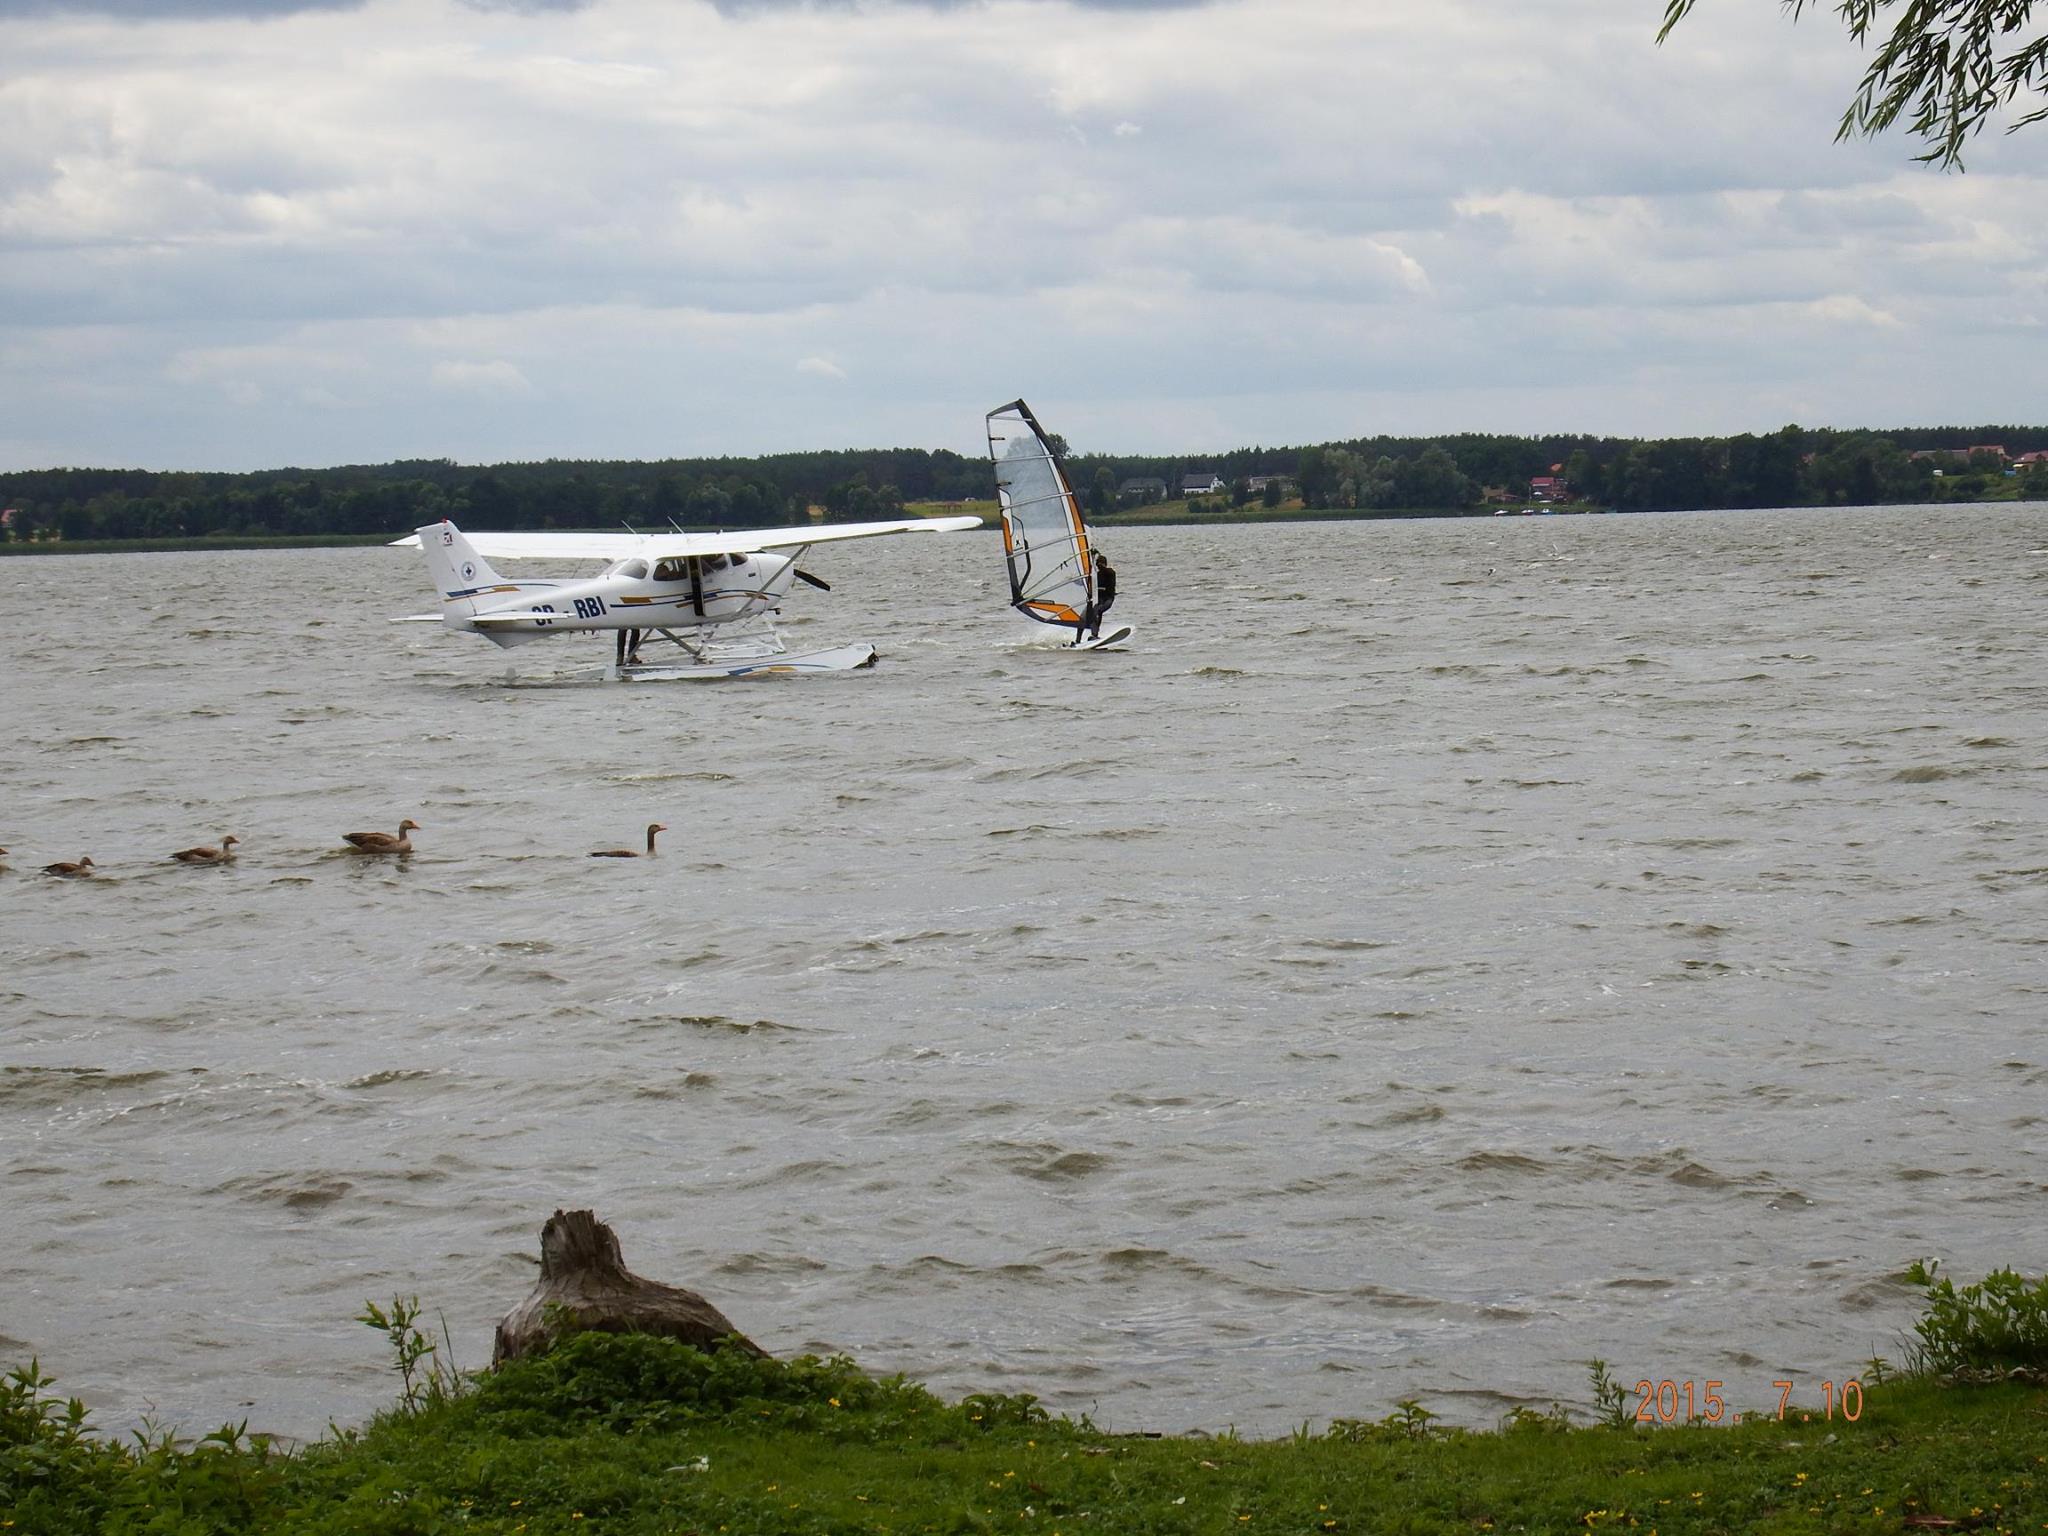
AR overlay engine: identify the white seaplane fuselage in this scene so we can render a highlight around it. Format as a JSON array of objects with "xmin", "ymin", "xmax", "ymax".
[{"xmin": 443, "ymin": 549, "xmax": 796, "ymax": 645}]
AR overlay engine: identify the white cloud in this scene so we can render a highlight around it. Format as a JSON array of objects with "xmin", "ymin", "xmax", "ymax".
[
  {"xmin": 430, "ymin": 358, "xmax": 535, "ymax": 394},
  {"xmin": 1800, "ymin": 294, "xmax": 1904, "ymax": 329},
  {"xmin": 0, "ymin": 0, "xmax": 2043, "ymax": 470}
]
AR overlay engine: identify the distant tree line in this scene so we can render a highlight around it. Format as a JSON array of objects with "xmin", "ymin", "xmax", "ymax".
[
  {"xmin": 3, "ymin": 425, "xmax": 2044, "ymax": 542},
  {"xmin": 0, "ymin": 448, "xmax": 989, "ymax": 544},
  {"xmin": 1073, "ymin": 423, "xmax": 2048, "ymax": 515}
]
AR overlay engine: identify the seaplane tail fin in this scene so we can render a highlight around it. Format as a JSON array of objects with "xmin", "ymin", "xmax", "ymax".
[
  {"xmin": 407, "ymin": 520, "xmax": 557, "ymax": 647},
  {"xmin": 413, "ymin": 520, "xmax": 511, "ymax": 617}
]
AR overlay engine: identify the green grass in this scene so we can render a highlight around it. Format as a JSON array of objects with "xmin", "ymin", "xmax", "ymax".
[
  {"xmin": 6, "ymin": 1271, "xmax": 2045, "ymax": 1535},
  {"xmin": 282, "ymin": 1372, "xmax": 2048, "ymax": 1536},
  {"xmin": 7, "ymin": 1326, "xmax": 2046, "ymax": 1536}
]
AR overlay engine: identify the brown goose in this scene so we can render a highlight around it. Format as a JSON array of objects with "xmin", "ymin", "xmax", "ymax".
[
  {"xmin": 342, "ymin": 819, "xmax": 420, "ymax": 855},
  {"xmin": 172, "ymin": 834, "xmax": 240, "ymax": 865},
  {"xmin": 591, "ymin": 822, "xmax": 666, "ymax": 858},
  {"xmin": 44, "ymin": 855, "xmax": 96, "ymax": 878}
]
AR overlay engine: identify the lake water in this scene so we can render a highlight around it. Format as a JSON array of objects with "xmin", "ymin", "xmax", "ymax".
[{"xmin": 4, "ymin": 502, "xmax": 2046, "ymax": 1441}]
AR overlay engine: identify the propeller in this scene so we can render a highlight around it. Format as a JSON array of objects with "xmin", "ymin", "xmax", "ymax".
[{"xmin": 794, "ymin": 568, "xmax": 831, "ymax": 591}]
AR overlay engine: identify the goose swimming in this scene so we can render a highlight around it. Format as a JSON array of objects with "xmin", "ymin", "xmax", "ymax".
[
  {"xmin": 172, "ymin": 835, "xmax": 240, "ymax": 865},
  {"xmin": 342, "ymin": 819, "xmax": 420, "ymax": 855},
  {"xmin": 591, "ymin": 823, "xmax": 666, "ymax": 858}
]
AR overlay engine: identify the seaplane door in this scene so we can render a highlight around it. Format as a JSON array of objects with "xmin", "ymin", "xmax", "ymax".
[{"xmin": 652, "ymin": 554, "xmax": 706, "ymax": 618}]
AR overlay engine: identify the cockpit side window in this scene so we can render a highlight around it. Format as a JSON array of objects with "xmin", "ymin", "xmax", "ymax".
[
  {"xmin": 618, "ymin": 559, "xmax": 649, "ymax": 581},
  {"xmin": 653, "ymin": 557, "xmax": 687, "ymax": 582}
]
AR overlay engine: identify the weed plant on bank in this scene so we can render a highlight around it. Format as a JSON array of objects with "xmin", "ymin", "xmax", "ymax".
[
  {"xmin": 1906, "ymin": 1261, "xmax": 2048, "ymax": 1377},
  {"xmin": 5, "ymin": 1270, "xmax": 2047, "ymax": 1535}
]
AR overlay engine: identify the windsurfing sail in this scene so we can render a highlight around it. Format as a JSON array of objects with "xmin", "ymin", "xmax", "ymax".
[{"xmin": 986, "ymin": 398, "xmax": 1093, "ymax": 627}]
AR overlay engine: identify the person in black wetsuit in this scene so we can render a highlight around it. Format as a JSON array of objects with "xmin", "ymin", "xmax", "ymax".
[{"xmin": 1075, "ymin": 550, "xmax": 1117, "ymax": 643}]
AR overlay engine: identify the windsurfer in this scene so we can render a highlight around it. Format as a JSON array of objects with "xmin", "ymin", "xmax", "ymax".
[
  {"xmin": 988, "ymin": 398, "xmax": 1134, "ymax": 651},
  {"xmin": 1075, "ymin": 551, "xmax": 1117, "ymax": 643}
]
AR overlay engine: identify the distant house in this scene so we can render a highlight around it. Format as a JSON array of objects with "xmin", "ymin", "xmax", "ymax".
[
  {"xmin": 1245, "ymin": 475, "xmax": 1293, "ymax": 494},
  {"xmin": 1911, "ymin": 446, "xmax": 2007, "ymax": 464},
  {"xmin": 1528, "ymin": 475, "xmax": 1569, "ymax": 501},
  {"xmin": 2015, "ymin": 451, "xmax": 2048, "ymax": 467},
  {"xmin": 1182, "ymin": 472, "xmax": 1224, "ymax": 496},
  {"xmin": 1118, "ymin": 477, "xmax": 1167, "ymax": 505}
]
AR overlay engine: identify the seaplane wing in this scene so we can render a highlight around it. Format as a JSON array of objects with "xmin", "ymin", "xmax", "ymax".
[
  {"xmin": 386, "ymin": 516, "xmax": 981, "ymax": 562},
  {"xmin": 703, "ymin": 516, "xmax": 983, "ymax": 554}
]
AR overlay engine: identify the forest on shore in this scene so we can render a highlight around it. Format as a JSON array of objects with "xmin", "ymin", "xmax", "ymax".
[{"xmin": 3, "ymin": 422, "xmax": 2045, "ymax": 544}]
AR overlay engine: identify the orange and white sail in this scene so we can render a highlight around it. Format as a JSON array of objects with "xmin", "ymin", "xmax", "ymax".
[{"xmin": 986, "ymin": 398, "xmax": 1093, "ymax": 628}]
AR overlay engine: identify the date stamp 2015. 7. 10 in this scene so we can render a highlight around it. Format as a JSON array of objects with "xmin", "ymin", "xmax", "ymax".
[{"xmin": 1630, "ymin": 1378, "xmax": 1866, "ymax": 1425}]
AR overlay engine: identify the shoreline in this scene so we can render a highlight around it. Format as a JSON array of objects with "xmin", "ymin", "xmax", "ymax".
[
  {"xmin": 6, "ymin": 497, "xmax": 2047, "ymax": 555},
  {"xmin": 0, "ymin": 532, "xmax": 399, "ymax": 556},
  {"xmin": 7, "ymin": 1332, "xmax": 2043, "ymax": 1534}
]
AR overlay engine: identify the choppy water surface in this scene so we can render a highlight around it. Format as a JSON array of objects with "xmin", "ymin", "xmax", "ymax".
[{"xmin": 4, "ymin": 503, "xmax": 2046, "ymax": 1440}]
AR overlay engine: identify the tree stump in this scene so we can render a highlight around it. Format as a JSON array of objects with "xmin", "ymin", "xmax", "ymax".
[{"xmin": 492, "ymin": 1208, "xmax": 770, "ymax": 1366}]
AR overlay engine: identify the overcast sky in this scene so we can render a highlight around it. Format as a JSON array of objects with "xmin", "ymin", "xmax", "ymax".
[{"xmin": 2, "ymin": 0, "xmax": 2044, "ymax": 470}]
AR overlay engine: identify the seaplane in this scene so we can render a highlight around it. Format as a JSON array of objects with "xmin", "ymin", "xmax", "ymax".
[
  {"xmin": 389, "ymin": 513, "xmax": 980, "ymax": 679},
  {"xmin": 986, "ymin": 399, "xmax": 1133, "ymax": 651}
]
